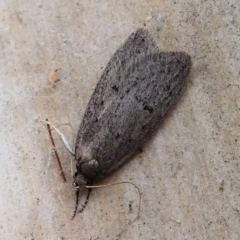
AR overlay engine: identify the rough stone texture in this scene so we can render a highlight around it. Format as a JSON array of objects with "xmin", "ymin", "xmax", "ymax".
[{"xmin": 0, "ymin": 1, "xmax": 239, "ymax": 240}]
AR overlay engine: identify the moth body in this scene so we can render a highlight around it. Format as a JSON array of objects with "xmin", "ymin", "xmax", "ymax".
[{"xmin": 73, "ymin": 29, "xmax": 192, "ymax": 191}]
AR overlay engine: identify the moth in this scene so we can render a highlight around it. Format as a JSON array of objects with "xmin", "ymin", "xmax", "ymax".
[{"xmin": 72, "ymin": 28, "xmax": 192, "ymax": 216}]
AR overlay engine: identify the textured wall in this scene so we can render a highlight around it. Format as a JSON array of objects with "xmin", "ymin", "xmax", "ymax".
[{"xmin": 0, "ymin": 1, "xmax": 239, "ymax": 239}]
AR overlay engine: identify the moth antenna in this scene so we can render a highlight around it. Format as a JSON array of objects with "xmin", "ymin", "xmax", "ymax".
[
  {"xmin": 78, "ymin": 188, "xmax": 92, "ymax": 213},
  {"xmin": 86, "ymin": 181, "xmax": 142, "ymax": 217},
  {"xmin": 72, "ymin": 188, "xmax": 92, "ymax": 219},
  {"xmin": 41, "ymin": 120, "xmax": 75, "ymax": 155},
  {"xmin": 72, "ymin": 188, "xmax": 80, "ymax": 220}
]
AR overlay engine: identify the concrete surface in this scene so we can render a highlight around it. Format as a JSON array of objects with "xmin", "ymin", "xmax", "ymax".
[{"xmin": 0, "ymin": 1, "xmax": 239, "ymax": 239}]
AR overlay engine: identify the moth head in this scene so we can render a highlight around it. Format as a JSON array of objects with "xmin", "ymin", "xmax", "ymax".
[
  {"xmin": 73, "ymin": 172, "xmax": 87, "ymax": 188},
  {"xmin": 73, "ymin": 159, "xmax": 99, "ymax": 190}
]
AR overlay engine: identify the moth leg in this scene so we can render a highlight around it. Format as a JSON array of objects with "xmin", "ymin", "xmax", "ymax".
[
  {"xmin": 72, "ymin": 188, "xmax": 80, "ymax": 220},
  {"xmin": 78, "ymin": 188, "xmax": 92, "ymax": 213}
]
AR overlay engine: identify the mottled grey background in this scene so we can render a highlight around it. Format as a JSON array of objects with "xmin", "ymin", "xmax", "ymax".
[{"xmin": 0, "ymin": 1, "xmax": 239, "ymax": 240}]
